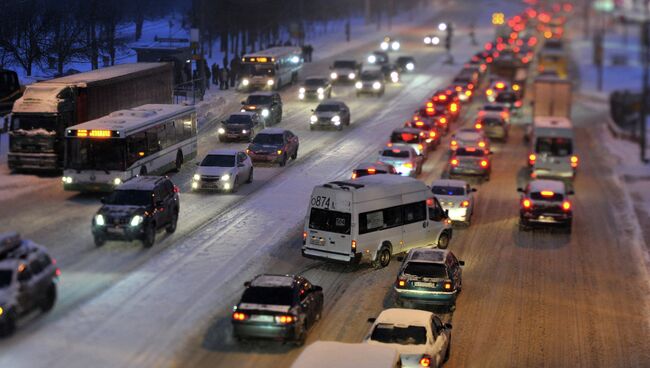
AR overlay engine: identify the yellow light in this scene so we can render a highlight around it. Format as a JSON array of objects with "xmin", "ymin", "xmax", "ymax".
[
  {"xmin": 352, "ymin": 240, "xmax": 357, "ymax": 250},
  {"xmin": 277, "ymin": 150, "xmax": 282, "ymax": 155},
  {"xmin": 89, "ymin": 129, "xmax": 111, "ymax": 138},
  {"xmin": 398, "ymin": 280, "xmax": 406, "ymax": 287},
  {"xmin": 544, "ymin": 31, "xmax": 552, "ymax": 39},
  {"xmin": 257, "ymin": 57, "xmax": 268, "ymax": 62},
  {"xmin": 492, "ymin": 12, "xmax": 505, "ymax": 25},
  {"xmin": 541, "ymin": 191, "xmax": 555, "ymax": 197},
  {"xmin": 138, "ymin": 151, "xmax": 145, "ymax": 157},
  {"xmin": 76, "ymin": 129, "xmax": 88, "ymax": 137},
  {"xmin": 486, "ymin": 89, "xmax": 493, "ymax": 96},
  {"xmin": 513, "ymin": 84, "xmax": 520, "ymax": 91},
  {"xmin": 0, "ymin": 306, "xmax": 3, "ymax": 316}
]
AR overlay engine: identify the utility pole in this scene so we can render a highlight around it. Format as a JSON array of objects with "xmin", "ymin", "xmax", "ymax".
[{"xmin": 641, "ymin": 0, "xmax": 650, "ymax": 163}]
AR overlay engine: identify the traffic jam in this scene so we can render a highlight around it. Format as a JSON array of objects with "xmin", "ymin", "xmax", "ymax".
[{"xmin": 0, "ymin": 1, "xmax": 599, "ymax": 367}]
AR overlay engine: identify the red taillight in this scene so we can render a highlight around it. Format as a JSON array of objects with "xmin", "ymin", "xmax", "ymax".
[
  {"xmin": 276, "ymin": 315, "xmax": 295, "ymax": 324},
  {"xmin": 522, "ymin": 199, "xmax": 532, "ymax": 209},
  {"xmin": 562, "ymin": 201, "xmax": 571, "ymax": 211},
  {"xmin": 173, "ymin": 185, "xmax": 180, "ymax": 193},
  {"xmin": 475, "ymin": 123, "xmax": 483, "ymax": 129},
  {"xmin": 232, "ymin": 312, "xmax": 249, "ymax": 321},
  {"xmin": 468, "ymin": 83, "xmax": 474, "ymax": 90},
  {"xmin": 426, "ymin": 107, "xmax": 434, "ymax": 115},
  {"xmin": 461, "ymin": 200, "xmax": 470, "ymax": 208},
  {"xmin": 450, "ymin": 158, "xmax": 459, "ymax": 166},
  {"xmin": 430, "ymin": 131, "xmax": 437, "ymax": 138},
  {"xmin": 451, "ymin": 140, "xmax": 457, "ymax": 146},
  {"xmin": 419, "ymin": 356, "xmax": 431, "ymax": 367},
  {"xmin": 55, "ymin": 268, "xmax": 61, "ymax": 277},
  {"xmin": 480, "ymin": 160, "xmax": 488, "ymax": 168},
  {"xmin": 439, "ymin": 117, "xmax": 447, "ymax": 124},
  {"xmin": 368, "ymin": 168, "xmax": 376, "ymax": 174},
  {"xmin": 528, "ymin": 153, "xmax": 536, "ymax": 164},
  {"xmin": 352, "ymin": 240, "xmax": 357, "ymax": 250}
]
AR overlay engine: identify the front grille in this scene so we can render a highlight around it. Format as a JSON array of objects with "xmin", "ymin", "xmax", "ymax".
[
  {"xmin": 201, "ymin": 175, "xmax": 220, "ymax": 182},
  {"xmin": 108, "ymin": 216, "xmax": 129, "ymax": 225}
]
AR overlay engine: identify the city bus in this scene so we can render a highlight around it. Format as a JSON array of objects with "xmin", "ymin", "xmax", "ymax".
[
  {"xmin": 239, "ymin": 47, "xmax": 303, "ymax": 91},
  {"xmin": 62, "ymin": 104, "xmax": 197, "ymax": 192}
]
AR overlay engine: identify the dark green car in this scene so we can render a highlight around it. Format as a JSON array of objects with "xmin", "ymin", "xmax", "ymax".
[{"xmin": 394, "ymin": 248, "xmax": 464, "ymax": 311}]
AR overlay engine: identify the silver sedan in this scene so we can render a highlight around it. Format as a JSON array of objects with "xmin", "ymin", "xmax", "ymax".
[{"xmin": 431, "ymin": 179, "xmax": 477, "ymax": 225}]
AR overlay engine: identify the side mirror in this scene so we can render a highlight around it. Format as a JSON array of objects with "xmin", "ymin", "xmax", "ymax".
[
  {"xmin": 240, "ymin": 100, "xmax": 245, "ymax": 105},
  {"xmin": 517, "ymin": 188, "xmax": 524, "ymax": 193},
  {"xmin": 459, "ymin": 260, "xmax": 465, "ymax": 266},
  {"xmin": 220, "ymin": 120, "xmax": 227, "ymax": 124},
  {"xmin": 367, "ymin": 317, "xmax": 376, "ymax": 323},
  {"xmin": 100, "ymin": 197, "xmax": 106, "ymax": 204},
  {"xmin": 244, "ymin": 281, "xmax": 251, "ymax": 287},
  {"xmin": 444, "ymin": 209, "xmax": 449, "ymax": 217},
  {"xmin": 444, "ymin": 322, "xmax": 453, "ymax": 330}
]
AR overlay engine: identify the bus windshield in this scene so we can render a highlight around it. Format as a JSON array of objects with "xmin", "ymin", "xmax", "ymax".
[
  {"xmin": 65, "ymin": 138, "xmax": 126, "ymax": 171},
  {"xmin": 244, "ymin": 64, "xmax": 275, "ymax": 77},
  {"xmin": 535, "ymin": 137, "xmax": 572, "ymax": 156},
  {"xmin": 309, "ymin": 208, "xmax": 351, "ymax": 235}
]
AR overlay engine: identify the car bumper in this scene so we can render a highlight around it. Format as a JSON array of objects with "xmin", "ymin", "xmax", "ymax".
[
  {"xmin": 92, "ymin": 224, "xmax": 144, "ymax": 241},
  {"xmin": 249, "ymin": 153, "xmax": 283, "ymax": 163},
  {"xmin": 64, "ymin": 182, "xmax": 116, "ymax": 192},
  {"xmin": 299, "ymin": 91, "xmax": 325, "ymax": 100},
  {"xmin": 394, "ymin": 288, "xmax": 457, "ymax": 305},
  {"xmin": 191, "ymin": 179, "xmax": 234, "ymax": 191},
  {"xmin": 450, "ymin": 167, "xmax": 489, "ymax": 176},
  {"xmin": 233, "ymin": 321, "xmax": 296, "ymax": 340},
  {"xmin": 445, "ymin": 208, "xmax": 469, "ymax": 222},
  {"xmin": 531, "ymin": 169, "xmax": 575, "ymax": 180},
  {"xmin": 302, "ymin": 247, "xmax": 363, "ymax": 264},
  {"xmin": 357, "ymin": 87, "xmax": 382, "ymax": 94},
  {"xmin": 521, "ymin": 212, "xmax": 572, "ymax": 225}
]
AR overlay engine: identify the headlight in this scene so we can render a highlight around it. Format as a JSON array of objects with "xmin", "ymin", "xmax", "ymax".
[
  {"xmin": 424, "ymin": 36, "xmax": 432, "ymax": 44},
  {"xmin": 331, "ymin": 115, "xmax": 340, "ymax": 123},
  {"xmin": 348, "ymin": 72, "xmax": 356, "ymax": 79},
  {"xmin": 310, "ymin": 115, "xmax": 318, "ymax": 123},
  {"xmin": 368, "ymin": 55, "xmax": 377, "ymax": 63},
  {"xmin": 355, "ymin": 81, "xmax": 363, "ymax": 89},
  {"xmin": 373, "ymin": 81, "xmax": 381, "ymax": 90},
  {"xmin": 406, "ymin": 63, "xmax": 414, "ymax": 71},
  {"xmin": 318, "ymin": 94, "xmax": 324, "ymax": 100},
  {"xmin": 95, "ymin": 214, "xmax": 105, "ymax": 226},
  {"xmin": 193, "ymin": 174, "xmax": 200, "ymax": 181},
  {"xmin": 330, "ymin": 72, "xmax": 338, "ymax": 79},
  {"xmin": 299, "ymin": 87, "xmax": 306, "ymax": 93},
  {"xmin": 317, "ymin": 87, "xmax": 324, "ymax": 94},
  {"xmin": 221, "ymin": 174, "xmax": 231, "ymax": 181},
  {"xmin": 113, "ymin": 177, "xmax": 122, "ymax": 186},
  {"xmin": 242, "ymin": 79, "xmax": 250, "ymax": 86},
  {"xmin": 242, "ymin": 129, "xmax": 248, "ymax": 134},
  {"xmin": 267, "ymin": 79, "xmax": 274, "ymax": 86},
  {"xmin": 380, "ymin": 42, "xmax": 389, "ymax": 50},
  {"xmin": 130, "ymin": 215, "xmax": 143, "ymax": 227},
  {"xmin": 261, "ymin": 109, "xmax": 269, "ymax": 117},
  {"xmin": 391, "ymin": 41, "xmax": 400, "ymax": 50},
  {"xmin": 391, "ymin": 71, "xmax": 399, "ymax": 78},
  {"xmin": 62, "ymin": 176, "xmax": 72, "ymax": 184},
  {"xmin": 240, "ymin": 109, "xmax": 246, "ymax": 112},
  {"xmin": 433, "ymin": 36, "xmax": 440, "ymax": 45},
  {"xmin": 218, "ymin": 127, "xmax": 225, "ymax": 134}
]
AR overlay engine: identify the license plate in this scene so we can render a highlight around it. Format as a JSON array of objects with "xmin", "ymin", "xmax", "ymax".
[
  {"xmin": 537, "ymin": 216, "xmax": 556, "ymax": 223},
  {"xmin": 249, "ymin": 314, "xmax": 274, "ymax": 322},
  {"xmin": 414, "ymin": 281, "xmax": 435, "ymax": 288},
  {"xmin": 107, "ymin": 227, "xmax": 122, "ymax": 234},
  {"xmin": 309, "ymin": 238, "xmax": 322, "ymax": 246}
]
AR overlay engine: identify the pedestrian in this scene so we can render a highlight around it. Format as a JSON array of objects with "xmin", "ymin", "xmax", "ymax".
[
  {"xmin": 230, "ymin": 56, "xmax": 239, "ymax": 87},
  {"xmin": 223, "ymin": 55, "xmax": 228, "ymax": 71},
  {"xmin": 469, "ymin": 23, "xmax": 477, "ymax": 46},
  {"xmin": 306, "ymin": 44, "xmax": 313, "ymax": 62},
  {"xmin": 211, "ymin": 63, "xmax": 219, "ymax": 86},
  {"xmin": 345, "ymin": 21, "xmax": 351, "ymax": 42},
  {"xmin": 204, "ymin": 62, "xmax": 211, "ymax": 90},
  {"xmin": 220, "ymin": 67, "xmax": 229, "ymax": 90}
]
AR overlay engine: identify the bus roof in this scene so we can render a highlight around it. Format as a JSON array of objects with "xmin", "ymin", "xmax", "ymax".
[
  {"xmin": 321, "ymin": 175, "xmax": 428, "ymax": 204},
  {"xmin": 66, "ymin": 104, "xmax": 195, "ymax": 137},
  {"xmin": 39, "ymin": 63, "xmax": 169, "ymax": 87},
  {"xmin": 242, "ymin": 47, "xmax": 301, "ymax": 60}
]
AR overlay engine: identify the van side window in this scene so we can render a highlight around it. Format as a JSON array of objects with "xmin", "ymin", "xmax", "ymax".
[
  {"xmin": 359, "ymin": 205, "xmax": 403, "ymax": 234},
  {"xmin": 403, "ymin": 201, "xmax": 426, "ymax": 224}
]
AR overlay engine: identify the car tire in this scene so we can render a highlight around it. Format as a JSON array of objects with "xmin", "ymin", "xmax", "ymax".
[
  {"xmin": 372, "ymin": 247, "xmax": 391, "ymax": 269},
  {"xmin": 139, "ymin": 166, "xmax": 147, "ymax": 176},
  {"xmin": 94, "ymin": 235, "xmax": 105, "ymax": 247},
  {"xmin": 280, "ymin": 154, "xmax": 287, "ymax": 167},
  {"xmin": 166, "ymin": 210, "xmax": 178, "ymax": 234},
  {"xmin": 175, "ymin": 151, "xmax": 183, "ymax": 172},
  {"xmin": 246, "ymin": 168, "xmax": 253, "ymax": 183},
  {"xmin": 40, "ymin": 282, "xmax": 57, "ymax": 312},
  {"xmin": 0, "ymin": 310, "xmax": 16, "ymax": 337},
  {"xmin": 291, "ymin": 147, "xmax": 298, "ymax": 160},
  {"xmin": 437, "ymin": 232, "xmax": 450, "ymax": 249},
  {"xmin": 142, "ymin": 223, "xmax": 156, "ymax": 248}
]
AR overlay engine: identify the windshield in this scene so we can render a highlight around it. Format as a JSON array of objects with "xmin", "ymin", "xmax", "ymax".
[
  {"xmin": 404, "ymin": 262, "xmax": 448, "ymax": 278},
  {"xmin": 12, "ymin": 114, "xmax": 59, "ymax": 133},
  {"xmin": 65, "ymin": 138, "xmax": 126, "ymax": 171},
  {"xmin": 391, "ymin": 132, "xmax": 420, "ymax": 144},
  {"xmin": 243, "ymin": 64, "xmax": 275, "ymax": 76},
  {"xmin": 456, "ymin": 148, "xmax": 485, "ymax": 157},
  {"xmin": 381, "ymin": 149, "xmax": 410, "ymax": 158},
  {"xmin": 530, "ymin": 192, "xmax": 564, "ymax": 201},
  {"xmin": 361, "ymin": 72, "xmax": 380, "ymax": 81},
  {"xmin": 370, "ymin": 324, "xmax": 427, "ymax": 345},
  {"xmin": 241, "ymin": 286, "xmax": 294, "ymax": 306},
  {"xmin": 316, "ymin": 104, "xmax": 340, "ymax": 112},
  {"xmin": 0, "ymin": 270, "xmax": 13, "ymax": 288},
  {"xmin": 226, "ymin": 115, "xmax": 253, "ymax": 125},
  {"xmin": 305, "ymin": 78, "xmax": 327, "ymax": 86},
  {"xmin": 253, "ymin": 133, "xmax": 284, "ymax": 145},
  {"xmin": 309, "ymin": 208, "xmax": 351, "ymax": 235},
  {"xmin": 432, "ymin": 186, "xmax": 465, "ymax": 196},
  {"xmin": 535, "ymin": 137, "xmax": 573, "ymax": 156},
  {"xmin": 245, "ymin": 95, "xmax": 272, "ymax": 105},
  {"xmin": 104, "ymin": 189, "xmax": 152, "ymax": 206},
  {"xmin": 333, "ymin": 61, "xmax": 356, "ymax": 69},
  {"xmin": 397, "ymin": 57, "xmax": 414, "ymax": 64},
  {"xmin": 200, "ymin": 154, "xmax": 235, "ymax": 167}
]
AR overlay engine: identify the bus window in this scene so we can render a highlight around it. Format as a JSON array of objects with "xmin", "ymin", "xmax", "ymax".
[
  {"xmin": 127, "ymin": 132, "xmax": 147, "ymax": 166},
  {"xmin": 146, "ymin": 126, "xmax": 161, "ymax": 155}
]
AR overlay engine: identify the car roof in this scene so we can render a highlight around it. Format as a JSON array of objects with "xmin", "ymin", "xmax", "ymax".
[
  {"xmin": 406, "ymin": 247, "xmax": 449, "ymax": 264},
  {"xmin": 205, "ymin": 149, "xmax": 240, "ymax": 156},
  {"xmin": 117, "ymin": 176, "xmax": 167, "ymax": 191},
  {"xmin": 529, "ymin": 179, "xmax": 566, "ymax": 194},
  {"xmin": 250, "ymin": 274, "xmax": 296, "ymax": 288},
  {"xmin": 229, "ymin": 112, "xmax": 256, "ymax": 118},
  {"xmin": 431, "ymin": 179, "xmax": 468, "ymax": 188},
  {"xmin": 375, "ymin": 308, "xmax": 433, "ymax": 326},
  {"xmin": 258, "ymin": 127, "xmax": 288, "ymax": 135}
]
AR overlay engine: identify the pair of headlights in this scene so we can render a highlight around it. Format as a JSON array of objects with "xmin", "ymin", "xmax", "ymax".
[{"xmin": 95, "ymin": 214, "xmax": 143, "ymax": 227}]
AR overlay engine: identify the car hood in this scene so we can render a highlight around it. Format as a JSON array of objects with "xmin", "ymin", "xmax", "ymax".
[
  {"xmin": 99, "ymin": 205, "xmax": 146, "ymax": 219},
  {"xmin": 242, "ymin": 104, "xmax": 270, "ymax": 111},
  {"xmin": 196, "ymin": 166, "xmax": 234, "ymax": 177},
  {"xmin": 315, "ymin": 111, "xmax": 338, "ymax": 119},
  {"xmin": 248, "ymin": 143, "xmax": 281, "ymax": 152}
]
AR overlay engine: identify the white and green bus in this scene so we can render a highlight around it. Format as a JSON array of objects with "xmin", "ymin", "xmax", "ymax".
[{"xmin": 62, "ymin": 104, "xmax": 197, "ymax": 192}]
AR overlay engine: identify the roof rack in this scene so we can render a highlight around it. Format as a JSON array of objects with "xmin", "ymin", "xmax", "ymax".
[{"xmin": 0, "ymin": 232, "xmax": 23, "ymax": 259}]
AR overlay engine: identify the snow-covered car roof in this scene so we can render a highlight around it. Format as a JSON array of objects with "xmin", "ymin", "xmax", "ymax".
[
  {"xmin": 258, "ymin": 127, "xmax": 289, "ymax": 135},
  {"xmin": 250, "ymin": 274, "xmax": 295, "ymax": 288},
  {"xmin": 374, "ymin": 308, "xmax": 433, "ymax": 327},
  {"xmin": 204, "ymin": 149, "xmax": 240, "ymax": 157},
  {"xmin": 406, "ymin": 248, "xmax": 448, "ymax": 264},
  {"xmin": 528, "ymin": 179, "xmax": 566, "ymax": 194},
  {"xmin": 354, "ymin": 162, "xmax": 395, "ymax": 171},
  {"xmin": 431, "ymin": 179, "xmax": 468, "ymax": 188},
  {"xmin": 291, "ymin": 341, "xmax": 399, "ymax": 368}
]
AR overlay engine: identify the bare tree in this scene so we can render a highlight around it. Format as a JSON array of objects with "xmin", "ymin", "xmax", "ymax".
[
  {"xmin": 0, "ymin": 0, "xmax": 50, "ymax": 76},
  {"xmin": 45, "ymin": 0, "xmax": 85, "ymax": 75}
]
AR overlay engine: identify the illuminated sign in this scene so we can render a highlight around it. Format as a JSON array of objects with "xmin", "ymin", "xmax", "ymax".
[{"xmin": 70, "ymin": 129, "xmax": 118, "ymax": 138}]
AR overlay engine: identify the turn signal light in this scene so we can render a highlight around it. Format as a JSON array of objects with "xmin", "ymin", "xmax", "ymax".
[
  {"xmin": 522, "ymin": 199, "xmax": 532, "ymax": 208},
  {"xmin": 443, "ymin": 281, "xmax": 453, "ymax": 290},
  {"xmin": 450, "ymin": 103, "xmax": 458, "ymax": 112},
  {"xmin": 404, "ymin": 162, "xmax": 414, "ymax": 168},
  {"xmin": 461, "ymin": 200, "xmax": 470, "ymax": 208},
  {"xmin": 368, "ymin": 168, "xmax": 376, "ymax": 174},
  {"xmin": 528, "ymin": 153, "xmax": 536, "ymax": 164},
  {"xmin": 570, "ymin": 155, "xmax": 579, "ymax": 168},
  {"xmin": 352, "ymin": 240, "xmax": 357, "ymax": 250},
  {"xmin": 232, "ymin": 312, "xmax": 248, "ymax": 321},
  {"xmin": 480, "ymin": 160, "xmax": 488, "ymax": 167},
  {"xmin": 430, "ymin": 131, "xmax": 437, "ymax": 138},
  {"xmin": 397, "ymin": 278, "xmax": 407, "ymax": 288},
  {"xmin": 439, "ymin": 117, "xmax": 447, "ymax": 124},
  {"xmin": 276, "ymin": 315, "xmax": 295, "ymax": 324},
  {"xmin": 486, "ymin": 89, "xmax": 493, "ymax": 96},
  {"xmin": 451, "ymin": 140, "xmax": 457, "ymax": 146},
  {"xmin": 475, "ymin": 123, "xmax": 483, "ymax": 129},
  {"xmin": 450, "ymin": 158, "xmax": 459, "ymax": 166},
  {"xmin": 420, "ymin": 356, "xmax": 431, "ymax": 367},
  {"xmin": 303, "ymin": 231, "xmax": 307, "ymax": 240},
  {"xmin": 418, "ymin": 144, "xmax": 424, "ymax": 151},
  {"xmin": 562, "ymin": 201, "xmax": 571, "ymax": 211},
  {"xmin": 478, "ymin": 141, "xmax": 486, "ymax": 148},
  {"xmin": 351, "ymin": 172, "xmax": 357, "ymax": 179}
]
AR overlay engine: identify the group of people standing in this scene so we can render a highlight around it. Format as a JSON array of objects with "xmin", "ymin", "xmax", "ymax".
[{"xmin": 210, "ymin": 55, "xmax": 242, "ymax": 90}]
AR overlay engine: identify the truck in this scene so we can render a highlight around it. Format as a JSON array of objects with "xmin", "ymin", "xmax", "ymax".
[
  {"xmin": 531, "ymin": 74, "xmax": 572, "ymax": 118},
  {"xmin": 8, "ymin": 62, "xmax": 173, "ymax": 172},
  {"xmin": 0, "ymin": 69, "xmax": 23, "ymax": 116}
]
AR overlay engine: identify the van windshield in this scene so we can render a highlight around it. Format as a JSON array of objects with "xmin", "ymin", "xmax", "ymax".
[
  {"xmin": 535, "ymin": 137, "xmax": 572, "ymax": 156},
  {"xmin": 309, "ymin": 208, "xmax": 351, "ymax": 235}
]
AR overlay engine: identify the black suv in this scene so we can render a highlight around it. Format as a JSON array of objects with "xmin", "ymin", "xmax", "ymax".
[
  {"xmin": 0, "ymin": 232, "xmax": 59, "ymax": 336},
  {"xmin": 240, "ymin": 92, "xmax": 283, "ymax": 125},
  {"xmin": 232, "ymin": 274, "xmax": 324, "ymax": 345},
  {"xmin": 92, "ymin": 176, "xmax": 180, "ymax": 247},
  {"xmin": 218, "ymin": 112, "xmax": 263, "ymax": 143}
]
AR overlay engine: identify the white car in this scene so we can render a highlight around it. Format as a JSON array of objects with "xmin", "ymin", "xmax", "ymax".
[
  {"xmin": 431, "ymin": 179, "xmax": 477, "ymax": 225},
  {"xmin": 191, "ymin": 149, "xmax": 253, "ymax": 192},
  {"xmin": 365, "ymin": 308, "xmax": 452, "ymax": 368},
  {"xmin": 377, "ymin": 144, "xmax": 423, "ymax": 177},
  {"xmin": 449, "ymin": 129, "xmax": 489, "ymax": 153}
]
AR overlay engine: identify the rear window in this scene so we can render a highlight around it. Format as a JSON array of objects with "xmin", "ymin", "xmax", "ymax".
[
  {"xmin": 432, "ymin": 186, "xmax": 465, "ymax": 196},
  {"xmin": 370, "ymin": 324, "xmax": 427, "ymax": 345},
  {"xmin": 530, "ymin": 191, "xmax": 564, "ymax": 201},
  {"xmin": 404, "ymin": 261, "xmax": 448, "ymax": 278},
  {"xmin": 535, "ymin": 137, "xmax": 573, "ymax": 156},
  {"xmin": 309, "ymin": 208, "xmax": 351, "ymax": 235},
  {"xmin": 245, "ymin": 95, "xmax": 272, "ymax": 105},
  {"xmin": 391, "ymin": 132, "xmax": 420, "ymax": 144},
  {"xmin": 0, "ymin": 270, "xmax": 13, "ymax": 288},
  {"xmin": 253, "ymin": 133, "xmax": 284, "ymax": 145},
  {"xmin": 381, "ymin": 149, "xmax": 410, "ymax": 158},
  {"xmin": 241, "ymin": 286, "xmax": 294, "ymax": 305},
  {"xmin": 455, "ymin": 148, "xmax": 485, "ymax": 157},
  {"xmin": 483, "ymin": 117, "xmax": 504, "ymax": 126},
  {"xmin": 483, "ymin": 105, "xmax": 505, "ymax": 112}
]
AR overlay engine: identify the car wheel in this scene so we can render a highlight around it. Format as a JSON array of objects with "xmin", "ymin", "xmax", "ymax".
[
  {"xmin": 246, "ymin": 168, "xmax": 253, "ymax": 183},
  {"xmin": 372, "ymin": 247, "xmax": 391, "ymax": 269},
  {"xmin": 142, "ymin": 223, "xmax": 156, "ymax": 248},
  {"xmin": 0, "ymin": 310, "xmax": 16, "ymax": 337},
  {"xmin": 93, "ymin": 235, "xmax": 105, "ymax": 247},
  {"xmin": 279, "ymin": 154, "xmax": 287, "ymax": 167},
  {"xmin": 175, "ymin": 151, "xmax": 183, "ymax": 172},
  {"xmin": 293, "ymin": 328, "xmax": 306, "ymax": 347},
  {"xmin": 291, "ymin": 147, "xmax": 298, "ymax": 160},
  {"xmin": 40, "ymin": 282, "xmax": 57, "ymax": 312},
  {"xmin": 139, "ymin": 165, "xmax": 147, "ymax": 176},
  {"xmin": 166, "ymin": 210, "xmax": 178, "ymax": 233},
  {"xmin": 437, "ymin": 232, "xmax": 450, "ymax": 249},
  {"xmin": 444, "ymin": 337, "xmax": 452, "ymax": 363}
]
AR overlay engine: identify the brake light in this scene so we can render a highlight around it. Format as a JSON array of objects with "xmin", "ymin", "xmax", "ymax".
[
  {"xmin": 387, "ymin": 143, "xmax": 393, "ymax": 147},
  {"xmin": 515, "ymin": 100, "xmax": 522, "ymax": 107},
  {"xmin": 451, "ymin": 140, "xmax": 457, "ymax": 146},
  {"xmin": 232, "ymin": 312, "xmax": 249, "ymax": 321},
  {"xmin": 352, "ymin": 240, "xmax": 357, "ymax": 250},
  {"xmin": 522, "ymin": 199, "xmax": 532, "ymax": 208},
  {"xmin": 570, "ymin": 155, "xmax": 579, "ymax": 168},
  {"xmin": 450, "ymin": 103, "xmax": 458, "ymax": 112},
  {"xmin": 173, "ymin": 185, "xmax": 180, "ymax": 193},
  {"xmin": 486, "ymin": 89, "xmax": 493, "ymax": 96},
  {"xmin": 419, "ymin": 355, "xmax": 431, "ymax": 367},
  {"xmin": 368, "ymin": 168, "xmax": 376, "ymax": 174},
  {"xmin": 468, "ymin": 83, "xmax": 474, "ymax": 90},
  {"xmin": 439, "ymin": 117, "xmax": 447, "ymax": 124},
  {"xmin": 276, "ymin": 315, "xmax": 295, "ymax": 324},
  {"xmin": 478, "ymin": 141, "xmax": 486, "ymax": 148},
  {"xmin": 496, "ymin": 82, "xmax": 505, "ymax": 89},
  {"xmin": 426, "ymin": 198, "xmax": 434, "ymax": 206},
  {"xmin": 415, "ymin": 121, "xmax": 424, "ymax": 127},
  {"xmin": 480, "ymin": 160, "xmax": 488, "ymax": 167},
  {"xmin": 461, "ymin": 200, "xmax": 470, "ymax": 208},
  {"xmin": 528, "ymin": 153, "xmax": 536, "ymax": 164},
  {"xmin": 426, "ymin": 107, "xmax": 434, "ymax": 115},
  {"xmin": 439, "ymin": 95, "xmax": 447, "ymax": 101},
  {"xmin": 486, "ymin": 56, "xmax": 493, "ymax": 63},
  {"xmin": 455, "ymin": 86, "xmax": 462, "ymax": 92},
  {"xmin": 429, "ymin": 131, "xmax": 437, "ymax": 138},
  {"xmin": 562, "ymin": 201, "xmax": 571, "ymax": 211},
  {"xmin": 501, "ymin": 111, "xmax": 509, "ymax": 119},
  {"xmin": 450, "ymin": 158, "xmax": 459, "ymax": 166},
  {"xmin": 475, "ymin": 123, "xmax": 483, "ymax": 129},
  {"xmin": 541, "ymin": 191, "xmax": 554, "ymax": 197},
  {"xmin": 404, "ymin": 162, "xmax": 413, "ymax": 168},
  {"xmin": 443, "ymin": 281, "xmax": 453, "ymax": 290},
  {"xmin": 466, "ymin": 90, "xmax": 472, "ymax": 96},
  {"xmin": 513, "ymin": 84, "xmax": 520, "ymax": 91},
  {"xmin": 426, "ymin": 101, "xmax": 433, "ymax": 108}
]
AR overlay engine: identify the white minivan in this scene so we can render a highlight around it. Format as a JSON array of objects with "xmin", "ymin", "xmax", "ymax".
[
  {"xmin": 291, "ymin": 341, "xmax": 400, "ymax": 368},
  {"xmin": 529, "ymin": 116, "xmax": 578, "ymax": 181},
  {"xmin": 302, "ymin": 175, "xmax": 452, "ymax": 269}
]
